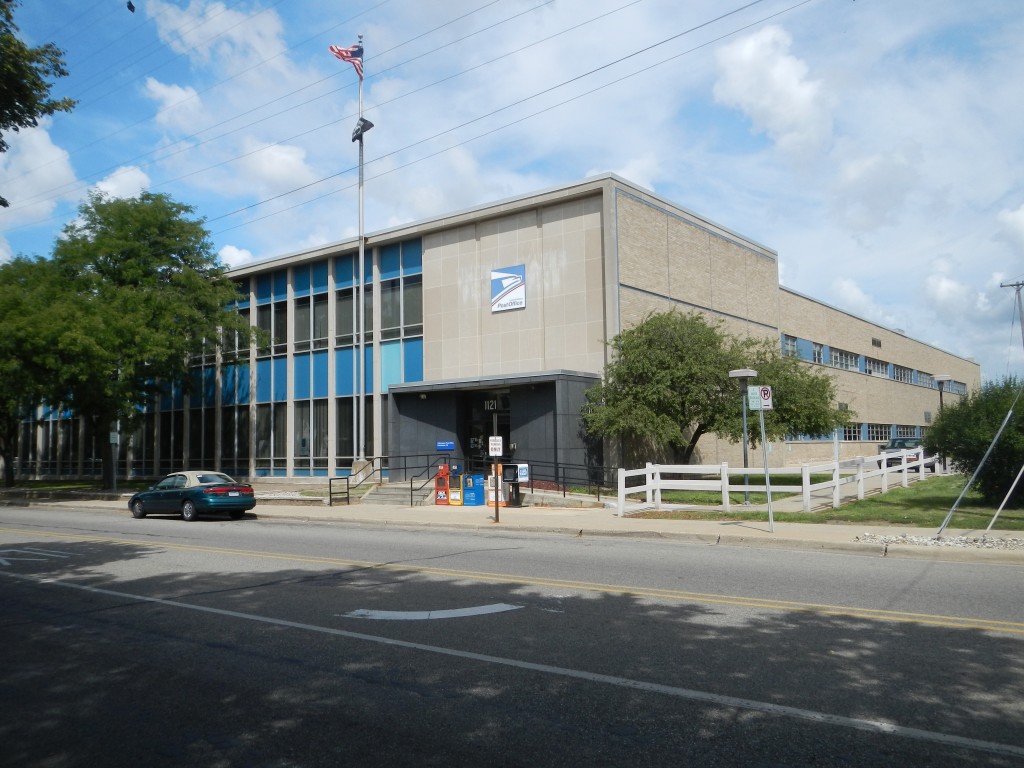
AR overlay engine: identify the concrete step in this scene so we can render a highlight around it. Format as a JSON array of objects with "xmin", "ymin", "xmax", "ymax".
[{"xmin": 362, "ymin": 483, "xmax": 434, "ymax": 507}]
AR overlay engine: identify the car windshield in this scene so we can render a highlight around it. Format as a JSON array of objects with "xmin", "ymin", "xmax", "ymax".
[{"xmin": 197, "ymin": 473, "xmax": 236, "ymax": 485}]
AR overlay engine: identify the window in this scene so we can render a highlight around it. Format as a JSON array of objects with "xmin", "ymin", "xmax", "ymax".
[
  {"xmin": 294, "ymin": 295, "xmax": 328, "ymax": 352},
  {"xmin": 842, "ymin": 424, "xmax": 860, "ymax": 441},
  {"xmin": 895, "ymin": 425, "xmax": 917, "ymax": 438},
  {"xmin": 222, "ymin": 307, "xmax": 250, "ymax": 362},
  {"xmin": 871, "ymin": 337, "xmax": 882, "ymax": 348},
  {"xmin": 312, "ymin": 295, "xmax": 328, "ymax": 349},
  {"xmin": 273, "ymin": 301, "xmax": 287, "ymax": 355},
  {"xmin": 255, "ymin": 402, "xmax": 287, "ymax": 472},
  {"xmin": 864, "ymin": 357, "xmax": 887, "ymax": 376},
  {"xmin": 256, "ymin": 302, "xmax": 286, "ymax": 357},
  {"xmin": 867, "ymin": 423, "xmax": 890, "ymax": 442},
  {"xmin": 294, "ymin": 400, "xmax": 328, "ymax": 473},
  {"xmin": 812, "ymin": 342, "xmax": 824, "ymax": 365},
  {"xmin": 380, "ymin": 278, "xmax": 402, "ymax": 340},
  {"xmin": 918, "ymin": 372, "xmax": 935, "ymax": 389},
  {"xmin": 830, "ymin": 347, "xmax": 858, "ymax": 371},
  {"xmin": 295, "ymin": 297, "xmax": 311, "ymax": 352},
  {"xmin": 893, "ymin": 365, "xmax": 912, "ymax": 383},
  {"xmin": 336, "ymin": 289, "xmax": 355, "ymax": 347},
  {"xmin": 380, "ymin": 274, "xmax": 424, "ymax": 341},
  {"xmin": 782, "ymin": 335, "xmax": 798, "ymax": 358}
]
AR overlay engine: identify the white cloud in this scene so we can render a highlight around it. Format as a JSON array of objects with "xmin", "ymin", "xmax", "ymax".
[
  {"xmin": 997, "ymin": 203, "xmax": 1024, "ymax": 252},
  {"xmin": 831, "ymin": 277, "xmax": 900, "ymax": 330},
  {"xmin": 218, "ymin": 244, "xmax": 254, "ymax": 267},
  {"xmin": 713, "ymin": 25, "xmax": 833, "ymax": 157},
  {"xmin": 234, "ymin": 140, "xmax": 318, "ymax": 196},
  {"xmin": 93, "ymin": 166, "xmax": 151, "ymax": 199},
  {"xmin": 0, "ymin": 123, "xmax": 78, "ymax": 232},
  {"xmin": 830, "ymin": 147, "xmax": 921, "ymax": 232},
  {"xmin": 144, "ymin": 78, "xmax": 205, "ymax": 132},
  {"xmin": 147, "ymin": 0, "xmax": 287, "ymax": 71}
]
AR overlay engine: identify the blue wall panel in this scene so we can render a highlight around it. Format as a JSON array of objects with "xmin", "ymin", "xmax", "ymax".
[
  {"xmin": 293, "ymin": 264, "xmax": 310, "ymax": 298},
  {"xmin": 403, "ymin": 337, "xmax": 423, "ymax": 383},
  {"xmin": 222, "ymin": 365, "xmax": 236, "ymax": 406},
  {"xmin": 381, "ymin": 341, "xmax": 401, "ymax": 391},
  {"xmin": 334, "ymin": 254, "xmax": 354, "ymax": 288},
  {"xmin": 313, "ymin": 350, "xmax": 328, "ymax": 398},
  {"xmin": 795, "ymin": 338, "xmax": 813, "ymax": 361},
  {"xmin": 402, "ymin": 239, "xmax": 422, "ymax": 274},
  {"xmin": 273, "ymin": 269, "xmax": 287, "ymax": 299},
  {"xmin": 238, "ymin": 364, "xmax": 250, "ymax": 404},
  {"xmin": 273, "ymin": 357, "xmax": 288, "ymax": 401},
  {"xmin": 312, "ymin": 261, "xmax": 329, "ymax": 293},
  {"xmin": 380, "ymin": 243, "xmax": 401, "ymax": 279},
  {"xmin": 204, "ymin": 367, "xmax": 216, "ymax": 407},
  {"xmin": 335, "ymin": 348, "xmax": 354, "ymax": 396},
  {"xmin": 294, "ymin": 353, "xmax": 310, "ymax": 400},
  {"xmin": 256, "ymin": 359, "xmax": 272, "ymax": 403},
  {"xmin": 256, "ymin": 273, "xmax": 272, "ymax": 303}
]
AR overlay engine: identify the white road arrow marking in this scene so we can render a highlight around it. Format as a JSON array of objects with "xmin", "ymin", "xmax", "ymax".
[{"xmin": 340, "ymin": 603, "xmax": 522, "ymax": 621}]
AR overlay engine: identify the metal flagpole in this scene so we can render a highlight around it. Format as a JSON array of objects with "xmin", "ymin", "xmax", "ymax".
[
  {"xmin": 331, "ymin": 37, "xmax": 371, "ymax": 462},
  {"xmin": 356, "ymin": 37, "xmax": 365, "ymax": 461}
]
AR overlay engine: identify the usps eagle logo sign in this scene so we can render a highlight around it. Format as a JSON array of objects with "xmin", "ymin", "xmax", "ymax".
[{"xmin": 490, "ymin": 265, "xmax": 526, "ymax": 313}]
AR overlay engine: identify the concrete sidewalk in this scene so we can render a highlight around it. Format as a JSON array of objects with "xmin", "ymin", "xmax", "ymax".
[{"xmin": 5, "ymin": 493, "xmax": 1024, "ymax": 565}]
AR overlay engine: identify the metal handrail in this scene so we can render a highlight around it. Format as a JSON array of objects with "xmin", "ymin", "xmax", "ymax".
[{"xmin": 327, "ymin": 476, "xmax": 350, "ymax": 506}]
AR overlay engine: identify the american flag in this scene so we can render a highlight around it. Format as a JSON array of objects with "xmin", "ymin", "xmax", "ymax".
[{"xmin": 329, "ymin": 43, "xmax": 363, "ymax": 80}]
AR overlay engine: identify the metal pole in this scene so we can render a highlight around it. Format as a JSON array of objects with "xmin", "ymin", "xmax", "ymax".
[
  {"xmin": 492, "ymin": 412, "xmax": 500, "ymax": 524},
  {"xmin": 356, "ymin": 68, "xmax": 366, "ymax": 460},
  {"xmin": 937, "ymin": 408, "xmax": 1014, "ymax": 536},
  {"xmin": 759, "ymin": 406, "xmax": 773, "ymax": 532},
  {"xmin": 938, "ymin": 382, "xmax": 946, "ymax": 472},
  {"xmin": 986, "ymin": 461, "xmax": 1024, "ymax": 532},
  {"xmin": 741, "ymin": 380, "xmax": 750, "ymax": 504}
]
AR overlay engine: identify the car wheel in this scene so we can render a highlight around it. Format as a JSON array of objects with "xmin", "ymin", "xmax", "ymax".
[
  {"xmin": 131, "ymin": 500, "xmax": 146, "ymax": 519},
  {"xmin": 182, "ymin": 500, "xmax": 199, "ymax": 522},
  {"xmin": 229, "ymin": 510, "xmax": 245, "ymax": 520}
]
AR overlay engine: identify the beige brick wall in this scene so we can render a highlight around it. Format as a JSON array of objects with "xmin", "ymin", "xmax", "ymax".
[
  {"xmin": 615, "ymin": 192, "xmax": 780, "ymax": 338},
  {"xmin": 422, "ymin": 195, "xmax": 606, "ymax": 380}
]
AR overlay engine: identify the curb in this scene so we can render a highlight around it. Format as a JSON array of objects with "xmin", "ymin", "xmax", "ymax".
[{"xmin": 5, "ymin": 497, "xmax": 1024, "ymax": 565}]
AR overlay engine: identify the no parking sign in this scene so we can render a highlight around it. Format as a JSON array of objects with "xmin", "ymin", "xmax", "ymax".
[{"xmin": 747, "ymin": 385, "xmax": 773, "ymax": 411}]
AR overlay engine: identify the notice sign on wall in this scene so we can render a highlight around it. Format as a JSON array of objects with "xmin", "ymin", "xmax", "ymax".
[{"xmin": 491, "ymin": 265, "xmax": 526, "ymax": 313}]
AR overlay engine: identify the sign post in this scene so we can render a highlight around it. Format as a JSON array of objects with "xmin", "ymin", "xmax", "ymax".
[
  {"xmin": 488, "ymin": 434, "xmax": 503, "ymax": 523},
  {"xmin": 748, "ymin": 386, "xmax": 775, "ymax": 533}
]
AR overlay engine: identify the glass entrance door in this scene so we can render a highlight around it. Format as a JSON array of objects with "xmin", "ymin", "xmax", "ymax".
[{"xmin": 465, "ymin": 391, "xmax": 510, "ymax": 473}]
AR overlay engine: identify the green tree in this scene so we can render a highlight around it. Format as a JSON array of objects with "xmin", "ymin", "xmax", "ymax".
[
  {"xmin": 28, "ymin": 191, "xmax": 252, "ymax": 489},
  {"xmin": 582, "ymin": 311, "xmax": 850, "ymax": 466},
  {"xmin": 0, "ymin": 256, "xmax": 59, "ymax": 486},
  {"xmin": 0, "ymin": 1, "xmax": 76, "ymax": 207},
  {"xmin": 925, "ymin": 377, "xmax": 1024, "ymax": 507}
]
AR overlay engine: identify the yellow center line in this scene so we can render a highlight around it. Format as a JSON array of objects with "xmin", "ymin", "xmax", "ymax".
[{"xmin": 3, "ymin": 526, "xmax": 1023, "ymax": 634}]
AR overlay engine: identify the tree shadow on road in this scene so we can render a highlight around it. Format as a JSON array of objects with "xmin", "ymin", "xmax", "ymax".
[{"xmin": 1, "ymin": 537, "xmax": 1022, "ymax": 767}]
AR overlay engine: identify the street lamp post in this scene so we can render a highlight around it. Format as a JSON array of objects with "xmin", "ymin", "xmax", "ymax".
[
  {"xmin": 729, "ymin": 368, "xmax": 758, "ymax": 504},
  {"xmin": 934, "ymin": 374, "xmax": 952, "ymax": 473}
]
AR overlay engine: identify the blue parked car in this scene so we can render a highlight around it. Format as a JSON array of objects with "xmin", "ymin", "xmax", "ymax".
[{"xmin": 128, "ymin": 471, "xmax": 256, "ymax": 522}]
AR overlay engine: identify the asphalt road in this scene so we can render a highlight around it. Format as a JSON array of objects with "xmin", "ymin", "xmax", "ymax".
[{"xmin": 2, "ymin": 506, "xmax": 1023, "ymax": 767}]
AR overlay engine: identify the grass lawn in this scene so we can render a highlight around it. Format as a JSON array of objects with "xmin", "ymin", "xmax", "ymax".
[{"xmin": 630, "ymin": 475, "xmax": 1024, "ymax": 531}]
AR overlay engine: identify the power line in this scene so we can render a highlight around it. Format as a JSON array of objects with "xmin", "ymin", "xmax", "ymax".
[
  {"xmin": 1, "ymin": 0, "xmax": 511, "ymax": 210},
  {"xmin": 0, "ymin": 0, "xmax": 587, "ymax": 219},
  {"xmin": 210, "ymin": 0, "xmax": 814, "ymax": 233}
]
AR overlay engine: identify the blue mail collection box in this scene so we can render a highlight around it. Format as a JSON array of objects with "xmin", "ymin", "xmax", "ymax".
[{"xmin": 462, "ymin": 474, "xmax": 486, "ymax": 506}]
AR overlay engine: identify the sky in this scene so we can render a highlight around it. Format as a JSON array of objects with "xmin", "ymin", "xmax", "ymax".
[{"xmin": 2, "ymin": 0, "xmax": 1023, "ymax": 383}]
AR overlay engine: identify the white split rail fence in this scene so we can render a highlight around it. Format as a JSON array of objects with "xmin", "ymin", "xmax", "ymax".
[{"xmin": 616, "ymin": 449, "xmax": 937, "ymax": 516}]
